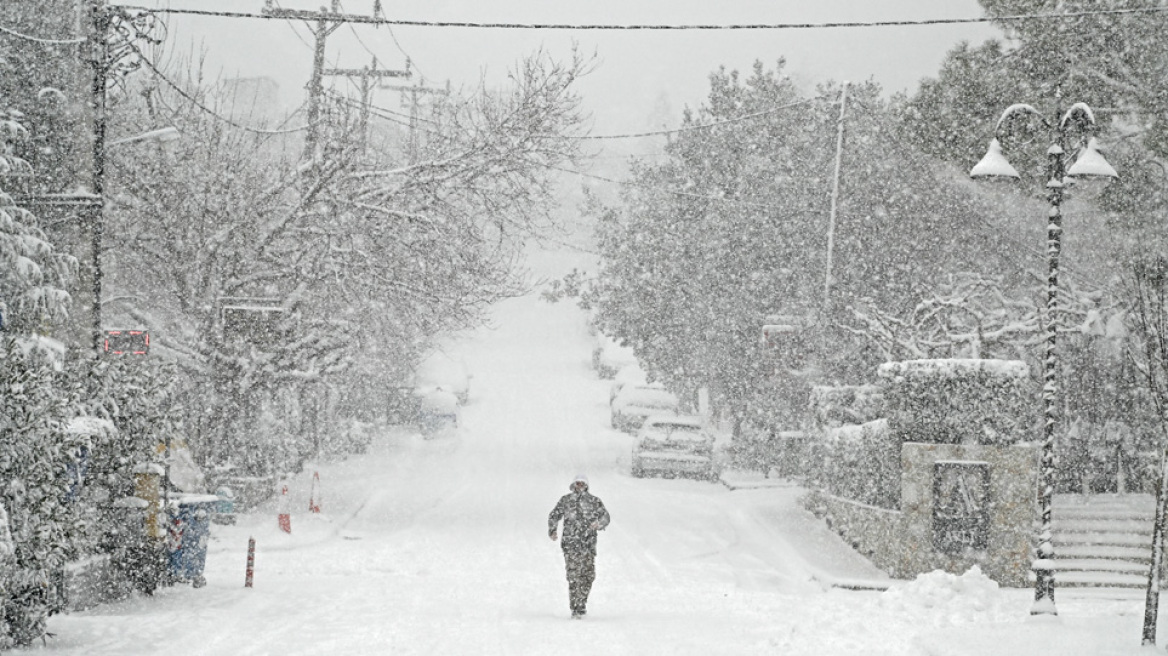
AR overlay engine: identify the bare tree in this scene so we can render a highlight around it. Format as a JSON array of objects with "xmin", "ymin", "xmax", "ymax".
[{"xmin": 1126, "ymin": 254, "xmax": 1168, "ymax": 646}]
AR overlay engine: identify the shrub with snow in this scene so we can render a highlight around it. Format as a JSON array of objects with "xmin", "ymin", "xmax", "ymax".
[
  {"xmin": 809, "ymin": 418, "xmax": 900, "ymax": 509},
  {"xmin": 878, "ymin": 359, "xmax": 1033, "ymax": 446},
  {"xmin": 809, "ymin": 384, "xmax": 885, "ymax": 430}
]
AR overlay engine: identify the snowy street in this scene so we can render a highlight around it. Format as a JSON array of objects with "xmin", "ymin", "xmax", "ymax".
[{"xmin": 40, "ymin": 252, "xmax": 1157, "ymax": 655}]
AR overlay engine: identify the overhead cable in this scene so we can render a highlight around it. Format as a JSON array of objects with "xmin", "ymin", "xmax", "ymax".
[
  {"xmin": 110, "ymin": 5, "xmax": 1168, "ymax": 30},
  {"xmin": 549, "ymin": 164, "xmax": 826, "ymax": 216},
  {"xmin": 128, "ymin": 41, "xmax": 317, "ymax": 135},
  {"xmin": 565, "ymin": 98, "xmax": 817, "ymax": 140}
]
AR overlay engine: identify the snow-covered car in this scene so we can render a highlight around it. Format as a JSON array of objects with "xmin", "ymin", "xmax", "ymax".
[
  {"xmin": 415, "ymin": 387, "xmax": 459, "ymax": 437},
  {"xmin": 631, "ymin": 415, "xmax": 720, "ymax": 481},
  {"xmin": 611, "ymin": 386, "xmax": 678, "ymax": 433},
  {"xmin": 609, "ymin": 365, "xmax": 649, "ymax": 405},
  {"xmin": 592, "ymin": 335, "xmax": 637, "ymax": 379},
  {"xmin": 416, "ymin": 353, "xmax": 471, "ymax": 405}
]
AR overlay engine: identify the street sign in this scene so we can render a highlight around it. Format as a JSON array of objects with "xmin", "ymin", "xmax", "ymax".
[{"xmin": 105, "ymin": 330, "xmax": 149, "ymax": 355}]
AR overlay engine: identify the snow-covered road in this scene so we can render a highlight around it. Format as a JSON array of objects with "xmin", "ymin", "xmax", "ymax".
[{"xmin": 41, "ymin": 249, "xmax": 1156, "ymax": 655}]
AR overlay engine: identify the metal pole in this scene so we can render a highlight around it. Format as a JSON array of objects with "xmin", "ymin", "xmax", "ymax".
[
  {"xmin": 245, "ymin": 536, "xmax": 256, "ymax": 588},
  {"xmin": 823, "ymin": 82, "xmax": 848, "ymax": 311},
  {"xmin": 1032, "ymin": 119, "xmax": 1067, "ymax": 616},
  {"xmin": 88, "ymin": 0, "xmax": 109, "ymax": 356}
]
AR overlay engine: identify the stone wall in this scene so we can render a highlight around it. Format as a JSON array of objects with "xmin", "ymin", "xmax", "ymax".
[{"xmin": 806, "ymin": 442, "xmax": 1036, "ymax": 586}]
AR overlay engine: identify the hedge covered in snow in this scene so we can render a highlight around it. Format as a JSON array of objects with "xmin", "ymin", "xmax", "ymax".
[
  {"xmin": 808, "ymin": 384, "xmax": 885, "ymax": 430},
  {"xmin": 807, "ymin": 418, "xmax": 900, "ymax": 509},
  {"xmin": 877, "ymin": 359, "xmax": 1033, "ymax": 446}
]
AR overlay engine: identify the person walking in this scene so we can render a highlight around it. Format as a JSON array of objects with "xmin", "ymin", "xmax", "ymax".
[{"xmin": 548, "ymin": 474, "xmax": 610, "ymax": 619}]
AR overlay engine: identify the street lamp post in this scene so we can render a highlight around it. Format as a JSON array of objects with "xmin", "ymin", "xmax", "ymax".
[{"xmin": 970, "ymin": 98, "xmax": 1117, "ymax": 616}]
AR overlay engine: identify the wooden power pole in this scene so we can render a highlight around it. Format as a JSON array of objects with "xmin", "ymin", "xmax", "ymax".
[
  {"xmin": 323, "ymin": 56, "xmax": 410, "ymax": 153},
  {"xmin": 263, "ymin": 0, "xmax": 345, "ymax": 163},
  {"xmin": 382, "ymin": 80, "xmax": 448, "ymax": 164}
]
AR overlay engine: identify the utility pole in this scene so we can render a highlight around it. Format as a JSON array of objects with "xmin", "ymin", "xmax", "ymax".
[
  {"xmin": 86, "ymin": 0, "xmax": 110, "ymax": 355},
  {"xmin": 822, "ymin": 81, "xmax": 848, "ymax": 314},
  {"xmin": 382, "ymin": 80, "xmax": 448, "ymax": 164},
  {"xmin": 323, "ymin": 56, "xmax": 410, "ymax": 153},
  {"xmin": 262, "ymin": 1, "xmax": 421, "ymax": 161},
  {"xmin": 306, "ymin": 1, "xmax": 339, "ymax": 164},
  {"xmin": 264, "ymin": 0, "xmax": 344, "ymax": 163}
]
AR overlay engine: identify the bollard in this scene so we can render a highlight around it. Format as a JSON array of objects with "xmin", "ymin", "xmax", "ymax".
[
  {"xmin": 245, "ymin": 537, "xmax": 255, "ymax": 588},
  {"xmin": 277, "ymin": 485, "xmax": 291, "ymax": 533},
  {"xmin": 308, "ymin": 471, "xmax": 321, "ymax": 514}
]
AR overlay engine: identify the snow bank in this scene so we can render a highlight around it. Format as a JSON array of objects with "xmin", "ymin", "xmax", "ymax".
[{"xmin": 879, "ymin": 566, "xmax": 1010, "ymax": 626}]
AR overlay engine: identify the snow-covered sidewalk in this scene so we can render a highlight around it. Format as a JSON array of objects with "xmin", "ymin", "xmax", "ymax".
[{"xmin": 39, "ymin": 248, "xmax": 1159, "ymax": 655}]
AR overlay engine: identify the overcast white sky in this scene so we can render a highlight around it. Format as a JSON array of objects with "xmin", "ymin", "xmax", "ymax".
[{"xmin": 139, "ymin": 0, "xmax": 1003, "ymax": 137}]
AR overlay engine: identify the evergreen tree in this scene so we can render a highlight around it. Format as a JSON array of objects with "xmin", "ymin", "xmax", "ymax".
[{"xmin": 587, "ymin": 61, "xmax": 1015, "ymax": 432}]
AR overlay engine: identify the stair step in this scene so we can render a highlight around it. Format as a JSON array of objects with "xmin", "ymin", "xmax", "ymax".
[
  {"xmin": 1035, "ymin": 570, "xmax": 1148, "ymax": 588},
  {"xmin": 1054, "ymin": 532, "xmax": 1152, "ymax": 548},
  {"xmin": 1055, "ymin": 508, "xmax": 1152, "ymax": 521},
  {"xmin": 1045, "ymin": 558, "xmax": 1148, "ymax": 574},
  {"xmin": 1055, "ymin": 494, "xmax": 1153, "ymax": 503},
  {"xmin": 1056, "ymin": 518, "xmax": 1152, "ymax": 534},
  {"xmin": 1054, "ymin": 545, "xmax": 1151, "ymax": 561}
]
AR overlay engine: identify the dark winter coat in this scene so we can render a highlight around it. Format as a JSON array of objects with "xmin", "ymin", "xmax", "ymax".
[{"xmin": 548, "ymin": 485, "xmax": 610, "ymax": 554}]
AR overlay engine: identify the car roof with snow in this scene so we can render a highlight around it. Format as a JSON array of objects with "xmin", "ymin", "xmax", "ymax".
[
  {"xmin": 416, "ymin": 388, "xmax": 459, "ymax": 412},
  {"xmin": 613, "ymin": 386, "xmax": 678, "ymax": 410},
  {"xmin": 638, "ymin": 415, "xmax": 712, "ymax": 442},
  {"xmin": 643, "ymin": 415, "xmax": 703, "ymax": 430}
]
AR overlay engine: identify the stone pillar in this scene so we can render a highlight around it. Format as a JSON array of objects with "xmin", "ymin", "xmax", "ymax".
[{"xmin": 899, "ymin": 442, "xmax": 1036, "ymax": 586}]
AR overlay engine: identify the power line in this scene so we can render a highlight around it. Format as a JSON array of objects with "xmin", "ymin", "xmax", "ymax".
[
  {"xmin": 111, "ymin": 5, "xmax": 1168, "ymax": 29},
  {"xmin": 272, "ymin": 0, "xmax": 317, "ymax": 51},
  {"xmin": 550, "ymin": 163, "xmax": 827, "ymax": 217},
  {"xmin": 0, "ymin": 22, "xmax": 86, "ymax": 45},
  {"xmin": 127, "ymin": 41, "xmax": 316, "ymax": 135},
  {"xmin": 338, "ymin": 0, "xmax": 384, "ymax": 63},
  {"xmin": 327, "ymin": 90, "xmax": 429, "ymax": 126},
  {"xmin": 565, "ymin": 98, "xmax": 817, "ymax": 140},
  {"xmin": 384, "ymin": 26, "xmax": 424, "ymax": 79}
]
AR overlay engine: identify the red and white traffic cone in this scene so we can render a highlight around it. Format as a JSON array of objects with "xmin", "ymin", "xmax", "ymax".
[
  {"xmin": 308, "ymin": 471, "xmax": 321, "ymax": 514},
  {"xmin": 277, "ymin": 485, "xmax": 292, "ymax": 533}
]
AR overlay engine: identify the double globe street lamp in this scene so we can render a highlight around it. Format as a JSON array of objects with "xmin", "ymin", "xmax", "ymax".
[{"xmin": 970, "ymin": 98, "xmax": 1117, "ymax": 617}]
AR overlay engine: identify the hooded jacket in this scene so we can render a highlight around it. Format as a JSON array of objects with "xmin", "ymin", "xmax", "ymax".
[{"xmin": 548, "ymin": 479, "xmax": 610, "ymax": 554}]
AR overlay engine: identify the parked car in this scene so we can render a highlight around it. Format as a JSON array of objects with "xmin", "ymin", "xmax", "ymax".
[
  {"xmin": 611, "ymin": 386, "xmax": 678, "ymax": 433},
  {"xmin": 415, "ymin": 387, "xmax": 459, "ymax": 438},
  {"xmin": 631, "ymin": 415, "xmax": 720, "ymax": 481},
  {"xmin": 609, "ymin": 366, "xmax": 649, "ymax": 405},
  {"xmin": 416, "ymin": 353, "xmax": 471, "ymax": 405}
]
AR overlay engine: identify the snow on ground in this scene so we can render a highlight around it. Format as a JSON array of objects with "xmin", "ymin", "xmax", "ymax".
[{"xmin": 38, "ymin": 248, "xmax": 1160, "ymax": 654}]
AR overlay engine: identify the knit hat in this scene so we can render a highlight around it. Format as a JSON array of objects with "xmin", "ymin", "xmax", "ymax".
[{"xmin": 570, "ymin": 474, "xmax": 589, "ymax": 491}]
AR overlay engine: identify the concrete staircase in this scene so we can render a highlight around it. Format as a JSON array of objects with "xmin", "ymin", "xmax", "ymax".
[{"xmin": 1048, "ymin": 494, "xmax": 1155, "ymax": 590}]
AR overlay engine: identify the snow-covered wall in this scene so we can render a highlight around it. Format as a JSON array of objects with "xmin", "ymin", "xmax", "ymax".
[
  {"xmin": 804, "ymin": 358, "xmax": 1038, "ymax": 586},
  {"xmin": 807, "ymin": 442, "xmax": 1035, "ymax": 587}
]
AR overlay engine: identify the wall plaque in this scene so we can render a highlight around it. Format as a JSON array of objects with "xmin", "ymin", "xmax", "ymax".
[{"xmin": 933, "ymin": 460, "xmax": 990, "ymax": 554}]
